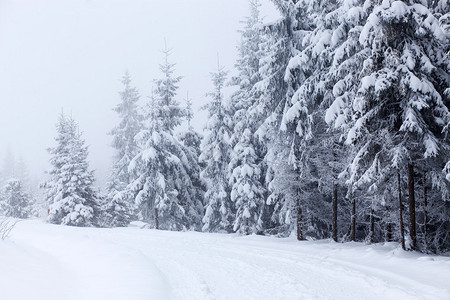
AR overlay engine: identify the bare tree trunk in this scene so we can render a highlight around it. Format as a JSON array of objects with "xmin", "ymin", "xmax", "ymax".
[
  {"xmin": 423, "ymin": 171, "xmax": 428, "ymax": 251},
  {"xmin": 385, "ymin": 203, "xmax": 392, "ymax": 242},
  {"xmin": 296, "ymin": 198, "xmax": 304, "ymax": 241},
  {"xmin": 397, "ymin": 169, "xmax": 405, "ymax": 250},
  {"xmin": 332, "ymin": 183, "xmax": 338, "ymax": 242},
  {"xmin": 369, "ymin": 206, "xmax": 374, "ymax": 244},
  {"xmin": 155, "ymin": 207, "xmax": 159, "ymax": 230},
  {"xmin": 408, "ymin": 163, "xmax": 417, "ymax": 250},
  {"xmin": 385, "ymin": 222, "xmax": 392, "ymax": 242},
  {"xmin": 350, "ymin": 185, "xmax": 356, "ymax": 242}
]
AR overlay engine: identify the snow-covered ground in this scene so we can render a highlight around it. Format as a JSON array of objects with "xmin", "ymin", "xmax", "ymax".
[{"xmin": 1, "ymin": 220, "xmax": 449, "ymax": 300}]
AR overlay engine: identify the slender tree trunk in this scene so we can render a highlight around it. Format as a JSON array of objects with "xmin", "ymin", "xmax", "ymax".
[
  {"xmin": 397, "ymin": 169, "xmax": 405, "ymax": 250},
  {"xmin": 408, "ymin": 163, "xmax": 416, "ymax": 250},
  {"xmin": 155, "ymin": 207, "xmax": 159, "ymax": 230},
  {"xmin": 369, "ymin": 206, "xmax": 374, "ymax": 244},
  {"xmin": 350, "ymin": 185, "xmax": 356, "ymax": 242},
  {"xmin": 296, "ymin": 198, "xmax": 304, "ymax": 241},
  {"xmin": 332, "ymin": 183, "xmax": 338, "ymax": 242},
  {"xmin": 385, "ymin": 204, "xmax": 392, "ymax": 242},
  {"xmin": 385, "ymin": 222, "xmax": 392, "ymax": 242},
  {"xmin": 423, "ymin": 171, "xmax": 428, "ymax": 251}
]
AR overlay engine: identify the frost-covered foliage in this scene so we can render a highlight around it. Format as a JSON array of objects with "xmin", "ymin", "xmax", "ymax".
[
  {"xmin": 1, "ymin": 152, "xmax": 33, "ymax": 191},
  {"xmin": 0, "ymin": 178, "xmax": 32, "ymax": 218},
  {"xmin": 178, "ymin": 128, "xmax": 206, "ymax": 214},
  {"xmin": 344, "ymin": 0, "xmax": 449, "ymax": 248},
  {"xmin": 200, "ymin": 65, "xmax": 234, "ymax": 233},
  {"xmin": 229, "ymin": 129, "xmax": 265, "ymax": 234},
  {"xmin": 227, "ymin": 0, "xmax": 267, "ymax": 234},
  {"xmin": 128, "ymin": 47, "xmax": 203, "ymax": 230},
  {"xmin": 55, "ymin": 0, "xmax": 448, "ymax": 252},
  {"xmin": 261, "ymin": 0, "xmax": 449, "ymax": 251},
  {"xmin": 100, "ymin": 193, "xmax": 134, "ymax": 228},
  {"xmin": 105, "ymin": 71, "xmax": 142, "ymax": 227},
  {"xmin": 42, "ymin": 114, "xmax": 99, "ymax": 227},
  {"xmin": 1, "ymin": 153, "xmax": 38, "ymax": 213},
  {"xmin": 348, "ymin": 0, "xmax": 449, "ymax": 159},
  {"xmin": 445, "ymin": 160, "xmax": 450, "ymax": 182},
  {"xmin": 268, "ymin": 0, "xmax": 346, "ymax": 239}
]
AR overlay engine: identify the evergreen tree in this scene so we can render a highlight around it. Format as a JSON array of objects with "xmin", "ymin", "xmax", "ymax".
[
  {"xmin": 227, "ymin": 0, "xmax": 267, "ymax": 234},
  {"xmin": 0, "ymin": 178, "xmax": 31, "ymax": 218},
  {"xmin": 229, "ymin": 128, "xmax": 265, "ymax": 234},
  {"xmin": 266, "ymin": 0, "xmax": 338, "ymax": 240},
  {"xmin": 200, "ymin": 64, "xmax": 234, "ymax": 232},
  {"xmin": 129, "ymin": 46, "xmax": 203, "ymax": 230},
  {"xmin": 154, "ymin": 44, "xmax": 184, "ymax": 132},
  {"xmin": 42, "ymin": 114, "xmax": 99, "ymax": 227},
  {"xmin": 178, "ymin": 93, "xmax": 206, "ymax": 215},
  {"xmin": 178, "ymin": 93, "xmax": 203, "ymax": 160},
  {"xmin": 105, "ymin": 71, "xmax": 142, "ymax": 227},
  {"xmin": 345, "ymin": 0, "xmax": 449, "ymax": 249}
]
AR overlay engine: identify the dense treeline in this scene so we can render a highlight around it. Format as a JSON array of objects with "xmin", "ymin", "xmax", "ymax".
[{"xmin": 17, "ymin": 0, "xmax": 450, "ymax": 254}]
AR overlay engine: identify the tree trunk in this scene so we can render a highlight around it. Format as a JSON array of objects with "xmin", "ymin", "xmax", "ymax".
[
  {"xmin": 332, "ymin": 183, "xmax": 338, "ymax": 242},
  {"xmin": 154, "ymin": 207, "xmax": 159, "ymax": 230},
  {"xmin": 296, "ymin": 198, "xmax": 303, "ymax": 241},
  {"xmin": 397, "ymin": 169, "xmax": 405, "ymax": 250},
  {"xmin": 350, "ymin": 185, "xmax": 356, "ymax": 242},
  {"xmin": 369, "ymin": 206, "xmax": 374, "ymax": 244},
  {"xmin": 423, "ymin": 171, "xmax": 428, "ymax": 251},
  {"xmin": 385, "ymin": 204, "xmax": 392, "ymax": 242},
  {"xmin": 385, "ymin": 222, "xmax": 392, "ymax": 242},
  {"xmin": 408, "ymin": 163, "xmax": 416, "ymax": 250}
]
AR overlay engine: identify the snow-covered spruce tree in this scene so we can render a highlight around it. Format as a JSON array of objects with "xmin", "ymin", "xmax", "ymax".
[
  {"xmin": 230, "ymin": 0, "xmax": 264, "ymax": 123},
  {"xmin": 249, "ymin": 0, "xmax": 301, "ymax": 237},
  {"xmin": 178, "ymin": 93, "xmax": 206, "ymax": 213},
  {"xmin": 0, "ymin": 178, "xmax": 31, "ymax": 218},
  {"xmin": 227, "ymin": 0, "xmax": 266, "ymax": 235},
  {"xmin": 322, "ymin": 0, "xmax": 370, "ymax": 242},
  {"xmin": 271, "ymin": 0, "xmax": 350, "ymax": 240},
  {"xmin": 129, "ymin": 46, "xmax": 203, "ymax": 230},
  {"xmin": 178, "ymin": 92, "xmax": 203, "ymax": 160},
  {"xmin": 42, "ymin": 114, "xmax": 99, "ymax": 227},
  {"xmin": 104, "ymin": 71, "xmax": 142, "ymax": 227},
  {"xmin": 342, "ymin": 0, "xmax": 449, "ymax": 250},
  {"xmin": 200, "ymin": 64, "xmax": 234, "ymax": 233},
  {"xmin": 1, "ymin": 153, "xmax": 36, "ymax": 199},
  {"xmin": 229, "ymin": 128, "xmax": 265, "ymax": 234}
]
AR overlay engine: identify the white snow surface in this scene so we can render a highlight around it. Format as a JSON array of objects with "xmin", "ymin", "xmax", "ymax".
[{"xmin": 1, "ymin": 219, "xmax": 450, "ymax": 300}]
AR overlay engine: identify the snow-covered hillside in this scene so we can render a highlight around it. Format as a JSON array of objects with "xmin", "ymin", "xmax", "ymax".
[{"xmin": 1, "ymin": 220, "xmax": 449, "ymax": 300}]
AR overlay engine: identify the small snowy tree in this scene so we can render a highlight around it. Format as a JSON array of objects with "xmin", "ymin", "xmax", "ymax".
[
  {"xmin": 0, "ymin": 178, "xmax": 31, "ymax": 218},
  {"xmin": 42, "ymin": 114, "xmax": 99, "ymax": 227}
]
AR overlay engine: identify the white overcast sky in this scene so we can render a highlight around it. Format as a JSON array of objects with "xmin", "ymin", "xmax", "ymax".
[{"xmin": 0, "ymin": 0, "xmax": 279, "ymax": 187}]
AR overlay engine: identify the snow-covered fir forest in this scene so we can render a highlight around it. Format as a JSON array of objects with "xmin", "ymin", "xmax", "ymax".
[
  {"xmin": 1, "ymin": 0, "xmax": 449, "ymax": 251},
  {"xmin": 0, "ymin": 0, "xmax": 449, "ymax": 298}
]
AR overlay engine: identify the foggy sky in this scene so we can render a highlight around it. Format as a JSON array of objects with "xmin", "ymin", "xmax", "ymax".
[{"xmin": 0, "ymin": 0, "xmax": 279, "ymax": 187}]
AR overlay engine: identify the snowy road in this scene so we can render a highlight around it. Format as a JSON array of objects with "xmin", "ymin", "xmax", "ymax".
[{"xmin": 1, "ymin": 220, "xmax": 449, "ymax": 300}]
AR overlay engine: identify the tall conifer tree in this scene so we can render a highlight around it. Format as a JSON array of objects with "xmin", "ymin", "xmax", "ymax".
[{"xmin": 43, "ymin": 114, "xmax": 99, "ymax": 227}]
